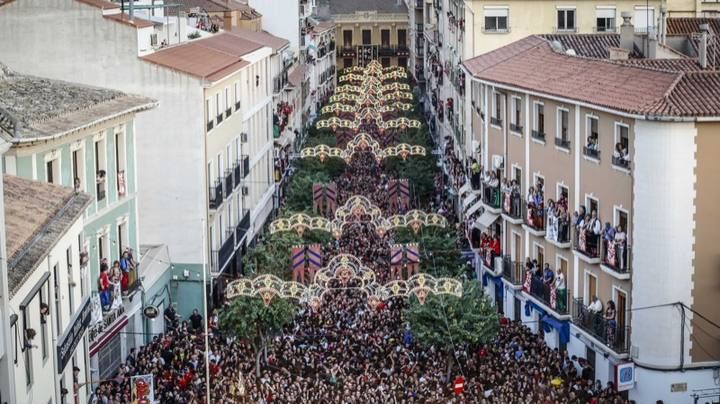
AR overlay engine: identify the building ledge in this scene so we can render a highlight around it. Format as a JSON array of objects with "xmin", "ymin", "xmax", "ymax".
[
  {"xmin": 546, "ymin": 237, "xmax": 571, "ymax": 249},
  {"xmin": 600, "ymin": 264, "xmax": 631, "ymax": 280},
  {"xmin": 573, "ymin": 250, "xmax": 601, "ymax": 265},
  {"xmin": 501, "ymin": 213, "xmax": 523, "ymax": 225},
  {"xmin": 523, "ymin": 224, "xmax": 546, "ymax": 237},
  {"xmin": 570, "ymin": 323, "xmax": 630, "ymax": 360}
]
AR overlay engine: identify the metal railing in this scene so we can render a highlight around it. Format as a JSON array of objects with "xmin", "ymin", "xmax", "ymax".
[
  {"xmin": 522, "ymin": 199, "xmax": 545, "ymax": 232},
  {"xmin": 502, "ymin": 256, "xmax": 524, "ymax": 285},
  {"xmin": 224, "ymin": 169, "xmax": 233, "ymax": 198},
  {"xmin": 572, "ymin": 227, "xmax": 601, "ymax": 259},
  {"xmin": 482, "ymin": 185, "xmax": 501, "ymax": 209},
  {"xmin": 209, "ymin": 178, "xmax": 223, "ymax": 209},
  {"xmin": 510, "ymin": 123, "xmax": 523, "ymax": 133},
  {"xmin": 207, "ymin": 120, "xmax": 214, "ymax": 132},
  {"xmin": 572, "ymin": 298, "xmax": 631, "ymax": 353},
  {"xmin": 241, "ymin": 155, "xmax": 250, "ymax": 179},
  {"xmin": 612, "ymin": 156, "xmax": 631, "ymax": 170},
  {"xmin": 601, "ymin": 241, "xmax": 631, "ymax": 274},
  {"xmin": 583, "ymin": 146, "xmax": 600, "ymax": 159},
  {"xmin": 528, "ymin": 276, "xmax": 570, "ymax": 315},
  {"xmin": 554, "ymin": 137, "xmax": 571, "ymax": 149},
  {"xmin": 490, "ymin": 117, "xmax": 502, "ymax": 126},
  {"xmin": 236, "ymin": 210, "xmax": 250, "ymax": 247},
  {"xmin": 546, "ymin": 215, "xmax": 571, "ymax": 244},
  {"xmin": 531, "ymin": 130, "xmax": 546, "ymax": 141},
  {"xmin": 233, "ymin": 160, "xmax": 241, "ymax": 188},
  {"xmin": 502, "ymin": 192, "xmax": 522, "ymax": 219}
]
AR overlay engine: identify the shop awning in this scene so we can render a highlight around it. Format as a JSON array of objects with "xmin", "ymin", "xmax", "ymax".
[
  {"xmin": 542, "ymin": 315, "xmax": 570, "ymax": 344},
  {"xmin": 474, "ymin": 211, "xmax": 499, "ymax": 230}
]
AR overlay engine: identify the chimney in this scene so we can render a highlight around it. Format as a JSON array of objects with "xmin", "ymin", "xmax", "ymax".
[
  {"xmin": 620, "ymin": 12, "xmax": 634, "ymax": 52},
  {"xmin": 699, "ymin": 23, "xmax": 709, "ymax": 69}
]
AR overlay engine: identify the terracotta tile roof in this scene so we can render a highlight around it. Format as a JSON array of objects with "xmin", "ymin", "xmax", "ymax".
[
  {"xmin": 616, "ymin": 58, "xmax": 703, "ymax": 72},
  {"xmin": 167, "ymin": 0, "xmax": 261, "ymax": 18},
  {"xmin": 313, "ymin": 20, "xmax": 337, "ymax": 34},
  {"xmin": 0, "ymin": 0, "xmax": 15, "ymax": 8},
  {"xmin": 4, "ymin": 175, "xmax": 92, "ymax": 296},
  {"xmin": 227, "ymin": 28, "xmax": 289, "ymax": 52},
  {"xmin": 142, "ymin": 33, "xmax": 263, "ymax": 81},
  {"xmin": 288, "ymin": 64, "xmax": 307, "ymax": 87},
  {"xmin": 667, "ymin": 17, "xmax": 720, "ymax": 35},
  {"xmin": 540, "ymin": 33, "xmax": 641, "ymax": 59},
  {"xmin": 75, "ymin": 0, "xmax": 119, "ymax": 10},
  {"xmin": 0, "ymin": 64, "xmax": 157, "ymax": 140},
  {"xmin": 463, "ymin": 36, "xmax": 720, "ymax": 118},
  {"xmin": 104, "ymin": 12, "xmax": 155, "ymax": 29}
]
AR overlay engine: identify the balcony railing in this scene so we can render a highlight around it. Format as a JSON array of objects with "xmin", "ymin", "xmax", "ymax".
[
  {"xmin": 236, "ymin": 210, "xmax": 251, "ymax": 247},
  {"xmin": 207, "ymin": 120, "xmax": 214, "ymax": 132},
  {"xmin": 522, "ymin": 199, "xmax": 545, "ymax": 233},
  {"xmin": 573, "ymin": 226, "xmax": 602, "ymax": 260},
  {"xmin": 501, "ymin": 192, "xmax": 522, "ymax": 220},
  {"xmin": 527, "ymin": 276, "xmax": 570, "ymax": 315},
  {"xmin": 546, "ymin": 215, "xmax": 571, "ymax": 245},
  {"xmin": 241, "ymin": 155, "xmax": 250, "ymax": 179},
  {"xmin": 583, "ymin": 146, "xmax": 601, "ymax": 159},
  {"xmin": 554, "ymin": 137, "xmax": 571, "ymax": 149},
  {"xmin": 215, "ymin": 229, "xmax": 235, "ymax": 273},
  {"xmin": 225, "ymin": 108, "xmax": 232, "ymax": 119},
  {"xmin": 340, "ymin": 46, "xmax": 356, "ymax": 57},
  {"xmin": 531, "ymin": 130, "xmax": 545, "ymax": 142},
  {"xmin": 502, "ymin": 256, "xmax": 524, "ymax": 286},
  {"xmin": 415, "ymin": 0, "xmax": 423, "ymax": 8},
  {"xmin": 510, "ymin": 123, "xmax": 523, "ymax": 133},
  {"xmin": 209, "ymin": 178, "xmax": 223, "ymax": 209},
  {"xmin": 601, "ymin": 240, "xmax": 631, "ymax": 274},
  {"xmin": 482, "ymin": 185, "xmax": 501, "ymax": 210},
  {"xmin": 612, "ymin": 156, "xmax": 631, "ymax": 170},
  {"xmin": 490, "ymin": 117, "xmax": 502, "ymax": 126},
  {"xmin": 216, "ymin": 113, "xmax": 223, "ymax": 125},
  {"xmin": 572, "ymin": 298, "xmax": 631, "ymax": 353},
  {"xmin": 233, "ymin": 160, "xmax": 242, "ymax": 188},
  {"xmin": 224, "ymin": 169, "xmax": 233, "ymax": 198}
]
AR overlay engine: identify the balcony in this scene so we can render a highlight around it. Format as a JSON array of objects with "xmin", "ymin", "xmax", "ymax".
[
  {"xmin": 207, "ymin": 120, "xmax": 214, "ymax": 132},
  {"xmin": 225, "ymin": 108, "xmax": 232, "ymax": 119},
  {"xmin": 482, "ymin": 185, "xmax": 502, "ymax": 213},
  {"xmin": 573, "ymin": 227, "xmax": 601, "ymax": 264},
  {"xmin": 490, "ymin": 117, "xmax": 502, "ymax": 126},
  {"xmin": 209, "ymin": 178, "xmax": 223, "ymax": 210},
  {"xmin": 224, "ymin": 169, "xmax": 233, "ymax": 198},
  {"xmin": 572, "ymin": 298, "xmax": 631, "ymax": 353},
  {"xmin": 340, "ymin": 46, "xmax": 356, "ymax": 57},
  {"xmin": 397, "ymin": 45, "xmax": 410, "ymax": 56},
  {"xmin": 601, "ymin": 241, "xmax": 631, "ymax": 279},
  {"xmin": 612, "ymin": 156, "xmax": 631, "ymax": 171},
  {"xmin": 88, "ymin": 296, "xmax": 126, "ymax": 345},
  {"xmin": 415, "ymin": 0, "xmax": 423, "ymax": 8},
  {"xmin": 502, "ymin": 256, "xmax": 524, "ymax": 286},
  {"xmin": 233, "ymin": 160, "xmax": 242, "ymax": 188},
  {"xmin": 522, "ymin": 199, "xmax": 545, "ymax": 236},
  {"xmin": 235, "ymin": 101, "xmax": 241, "ymax": 111},
  {"xmin": 526, "ymin": 276, "xmax": 570, "ymax": 315},
  {"xmin": 531, "ymin": 130, "xmax": 546, "ymax": 142},
  {"xmin": 273, "ymin": 72, "xmax": 289, "ymax": 94},
  {"xmin": 554, "ymin": 137, "xmax": 571, "ymax": 150},
  {"xmin": 510, "ymin": 123, "xmax": 523, "ymax": 134},
  {"xmin": 583, "ymin": 146, "xmax": 601, "ymax": 160},
  {"xmin": 501, "ymin": 192, "xmax": 523, "ymax": 224},
  {"xmin": 545, "ymin": 217, "xmax": 571, "ymax": 249},
  {"xmin": 214, "ymin": 229, "xmax": 235, "ymax": 273},
  {"xmin": 241, "ymin": 155, "xmax": 250, "ymax": 179},
  {"xmin": 235, "ymin": 210, "xmax": 251, "ymax": 247},
  {"xmin": 216, "ymin": 113, "xmax": 223, "ymax": 125}
]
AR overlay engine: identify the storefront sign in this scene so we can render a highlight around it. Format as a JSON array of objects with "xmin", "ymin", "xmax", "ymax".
[
  {"xmin": 143, "ymin": 305, "xmax": 159, "ymax": 319},
  {"xmin": 56, "ymin": 296, "xmax": 92, "ymax": 373},
  {"xmin": 615, "ymin": 362, "xmax": 635, "ymax": 392}
]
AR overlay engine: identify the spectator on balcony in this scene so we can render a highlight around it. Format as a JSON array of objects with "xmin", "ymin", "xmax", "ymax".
[
  {"xmin": 605, "ymin": 300, "xmax": 617, "ymax": 345},
  {"xmin": 614, "ymin": 225, "xmax": 627, "ymax": 268},
  {"xmin": 98, "ymin": 259, "xmax": 111, "ymax": 310},
  {"xmin": 526, "ymin": 187, "xmax": 544, "ymax": 229},
  {"xmin": 546, "ymin": 199, "xmax": 558, "ymax": 241},
  {"xmin": 602, "ymin": 222, "xmax": 615, "ymax": 244},
  {"xmin": 613, "ymin": 142, "xmax": 630, "ymax": 165},
  {"xmin": 586, "ymin": 136, "xmax": 599, "ymax": 152},
  {"xmin": 588, "ymin": 296, "xmax": 603, "ymax": 314},
  {"xmin": 470, "ymin": 159, "xmax": 481, "ymax": 189},
  {"xmin": 543, "ymin": 264, "xmax": 554, "ymax": 286},
  {"xmin": 73, "ymin": 177, "xmax": 81, "ymax": 193},
  {"xmin": 555, "ymin": 268, "xmax": 567, "ymax": 312},
  {"xmin": 557, "ymin": 207, "xmax": 570, "ymax": 243}
]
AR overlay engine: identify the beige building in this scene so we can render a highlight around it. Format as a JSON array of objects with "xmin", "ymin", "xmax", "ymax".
[
  {"xmin": 463, "ymin": 33, "xmax": 720, "ymax": 403},
  {"xmin": 326, "ymin": 0, "xmax": 411, "ymax": 68}
]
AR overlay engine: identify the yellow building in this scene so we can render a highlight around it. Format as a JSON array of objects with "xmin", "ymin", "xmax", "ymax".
[
  {"xmin": 461, "ymin": 0, "xmax": 664, "ymax": 56},
  {"xmin": 326, "ymin": 0, "xmax": 411, "ymax": 68}
]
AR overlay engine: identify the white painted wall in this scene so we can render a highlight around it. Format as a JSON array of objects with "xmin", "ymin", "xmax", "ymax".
[
  {"xmin": 632, "ymin": 366, "xmax": 718, "ymax": 404},
  {"xmin": 0, "ymin": 0, "xmax": 207, "ymax": 265},
  {"xmin": 249, "ymin": 0, "xmax": 301, "ymax": 54},
  {"xmin": 631, "ymin": 120, "xmax": 696, "ymax": 368}
]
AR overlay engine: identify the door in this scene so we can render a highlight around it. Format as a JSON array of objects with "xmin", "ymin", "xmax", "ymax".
[
  {"xmin": 495, "ymin": 283, "xmax": 504, "ymax": 314},
  {"xmin": 536, "ymin": 245, "xmax": 544, "ymax": 268},
  {"xmin": 343, "ymin": 30, "xmax": 352, "ymax": 47},
  {"xmin": 513, "ymin": 233, "xmax": 522, "ymax": 262},
  {"xmin": 587, "ymin": 274, "xmax": 597, "ymax": 303},
  {"xmin": 616, "ymin": 290, "xmax": 627, "ymax": 346},
  {"xmin": 362, "ymin": 29, "xmax": 371, "ymax": 45},
  {"xmin": 398, "ymin": 29, "xmax": 407, "ymax": 47},
  {"xmin": 514, "ymin": 297, "xmax": 521, "ymax": 321},
  {"xmin": 381, "ymin": 29, "xmax": 390, "ymax": 47}
]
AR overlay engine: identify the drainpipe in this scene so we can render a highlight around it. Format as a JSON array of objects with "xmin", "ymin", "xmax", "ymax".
[{"xmin": 129, "ymin": 0, "xmax": 134, "ymax": 21}]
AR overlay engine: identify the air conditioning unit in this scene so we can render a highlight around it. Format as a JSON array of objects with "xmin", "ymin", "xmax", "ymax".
[
  {"xmin": 242, "ymin": 186, "xmax": 249, "ymax": 196},
  {"xmin": 240, "ymin": 133, "xmax": 248, "ymax": 143},
  {"xmin": 492, "ymin": 155, "xmax": 504, "ymax": 170}
]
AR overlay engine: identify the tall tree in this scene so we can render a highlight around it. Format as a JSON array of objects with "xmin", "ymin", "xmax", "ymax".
[
  {"xmin": 220, "ymin": 296, "xmax": 296, "ymax": 378},
  {"xmin": 404, "ymin": 281, "xmax": 499, "ymax": 379}
]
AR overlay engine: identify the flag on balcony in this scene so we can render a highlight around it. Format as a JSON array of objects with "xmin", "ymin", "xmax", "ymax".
[
  {"xmin": 306, "ymin": 244, "xmax": 323, "ymax": 282},
  {"xmin": 291, "ymin": 246, "xmax": 306, "ymax": 283},
  {"xmin": 550, "ymin": 284, "xmax": 558, "ymax": 309},
  {"xmin": 399, "ymin": 179, "xmax": 411, "ymax": 210},
  {"xmin": 405, "ymin": 243, "xmax": 420, "ymax": 276},
  {"xmin": 607, "ymin": 241, "xmax": 617, "ymax": 266},
  {"xmin": 523, "ymin": 271, "xmax": 532, "ymax": 293},
  {"xmin": 503, "ymin": 192, "xmax": 511, "ymax": 214},
  {"xmin": 579, "ymin": 229, "xmax": 587, "ymax": 252}
]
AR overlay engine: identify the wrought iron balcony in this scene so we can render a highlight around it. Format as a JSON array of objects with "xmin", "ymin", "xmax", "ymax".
[
  {"xmin": 501, "ymin": 192, "xmax": 522, "ymax": 221},
  {"xmin": 601, "ymin": 241, "xmax": 631, "ymax": 275},
  {"xmin": 572, "ymin": 227, "xmax": 602, "ymax": 262},
  {"xmin": 531, "ymin": 130, "xmax": 546, "ymax": 142},
  {"xmin": 572, "ymin": 298, "xmax": 631, "ymax": 353},
  {"xmin": 224, "ymin": 169, "xmax": 233, "ymax": 198},
  {"xmin": 522, "ymin": 199, "xmax": 545, "ymax": 235},
  {"xmin": 209, "ymin": 178, "xmax": 223, "ymax": 209},
  {"xmin": 241, "ymin": 155, "xmax": 250, "ymax": 179},
  {"xmin": 526, "ymin": 276, "xmax": 570, "ymax": 315},
  {"xmin": 554, "ymin": 137, "xmax": 571, "ymax": 149},
  {"xmin": 235, "ymin": 210, "xmax": 251, "ymax": 247},
  {"xmin": 612, "ymin": 156, "xmax": 631, "ymax": 170},
  {"xmin": 233, "ymin": 160, "xmax": 242, "ymax": 188},
  {"xmin": 502, "ymin": 256, "xmax": 524, "ymax": 286},
  {"xmin": 583, "ymin": 146, "xmax": 600, "ymax": 159}
]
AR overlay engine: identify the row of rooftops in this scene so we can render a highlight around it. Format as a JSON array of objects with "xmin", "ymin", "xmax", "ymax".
[{"xmin": 462, "ymin": 18, "xmax": 720, "ymax": 119}]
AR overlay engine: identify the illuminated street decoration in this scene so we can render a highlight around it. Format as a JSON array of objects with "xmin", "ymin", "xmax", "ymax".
[
  {"xmin": 299, "ymin": 144, "xmax": 345, "ymax": 162},
  {"xmin": 225, "ymin": 254, "xmax": 463, "ymax": 307},
  {"xmin": 299, "ymin": 133, "xmax": 425, "ymax": 162},
  {"xmin": 269, "ymin": 194, "xmax": 447, "ymax": 237}
]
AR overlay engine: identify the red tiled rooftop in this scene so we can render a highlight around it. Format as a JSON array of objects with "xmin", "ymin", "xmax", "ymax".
[
  {"xmin": 75, "ymin": 0, "xmax": 119, "ymax": 9},
  {"xmin": 142, "ymin": 33, "xmax": 265, "ymax": 81},
  {"xmin": 540, "ymin": 33, "xmax": 641, "ymax": 59},
  {"xmin": 227, "ymin": 28, "xmax": 290, "ymax": 52},
  {"xmin": 667, "ymin": 17, "xmax": 720, "ymax": 35},
  {"xmin": 104, "ymin": 12, "xmax": 154, "ymax": 28},
  {"xmin": 288, "ymin": 64, "xmax": 307, "ymax": 87},
  {"xmin": 463, "ymin": 36, "xmax": 720, "ymax": 118}
]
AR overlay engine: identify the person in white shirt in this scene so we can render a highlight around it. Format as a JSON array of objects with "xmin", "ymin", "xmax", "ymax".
[{"xmin": 588, "ymin": 296, "xmax": 603, "ymax": 313}]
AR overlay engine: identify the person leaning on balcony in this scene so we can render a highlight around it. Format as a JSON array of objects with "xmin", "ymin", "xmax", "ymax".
[
  {"xmin": 557, "ymin": 207, "xmax": 570, "ymax": 242},
  {"xmin": 588, "ymin": 296, "xmax": 603, "ymax": 313},
  {"xmin": 555, "ymin": 268, "xmax": 567, "ymax": 312},
  {"xmin": 614, "ymin": 226, "xmax": 627, "ymax": 269},
  {"xmin": 470, "ymin": 158, "xmax": 481, "ymax": 189},
  {"xmin": 546, "ymin": 200, "xmax": 558, "ymax": 241},
  {"xmin": 98, "ymin": 259, "xmax": 111, "ymax": 310},
  {"xmin": 605, "ymin": 300, "xmax": 617, "ymax": 345}
]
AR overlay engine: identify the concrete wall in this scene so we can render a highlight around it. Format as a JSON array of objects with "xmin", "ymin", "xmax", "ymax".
[
  {"xmin": 249, "ymin": 0, "xmax": 301, "ymax": 53},
  {"xmin": 0, "ymin": 0, "xmax": 207, "ymax": 265}
]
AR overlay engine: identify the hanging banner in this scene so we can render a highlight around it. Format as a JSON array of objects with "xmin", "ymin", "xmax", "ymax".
[
  {"xmin": 325, "ymin": 182, "xmax": 338, "ymax": 212},
  {"xmin": 399, "ymin": 179, "xmax": 411, "ymax": 209},
  {"xmin": 306, "ymin": 244, "xmax": 323, "ymax": 280},
  {"xmin": 291, "ymin": 246, "xmax": 306, "ymax": 283},
  {"xmin": 131, "ymin": 374, "xmax": 155, "ymax": 404},
  {"xmin": 312, "ymin": 184, "xmax": 324, "ymax": 213}
]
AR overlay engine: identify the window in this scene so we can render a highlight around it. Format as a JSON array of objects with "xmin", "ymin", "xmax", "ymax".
[
  {"xmin": 512, "ymin": 165, "xmax": 522, "ymax": 190},
  {"xmin": 66, "ymin": 246, "xmax": 74, "ymax": 311},
  {"xmin": 484, "ymin": 7, "xmax": 509, "ymax": 32},
  {"xmin": 343, "ymin": 30, "xmax": 352, "ymax": 47},
  {"xmin": 381, "ymin": 29, "xmax": 390, "ymax": 47},
  {"xmin": 557, "ymin": 8, "xmax": 576, "ymax": 31},
  {"xmin": 535, "ymin": 244, "xmax": 545, "ymax": 268},
  {"xmin": 616, "ymin": 123, "xmax": 629, "ymax": 150},
  {"xmin": 634, "ymin": 6, "xmax": 656, "ymax": 33},
  {"xmin": 511, "ymin": 96, "xmax": 522, "ymax": 132},
  {"xmin": 585, "ymin": 271, "xmax": 598, "ymax": 303},
  {"xmin": 71, "ymin": 147, "xmax": 84, "ymax": 192},
  {"xmin": 95, "ymin": 139, "xmax": 107, "ymax": 202},
  {"xmin": 614, "ymin": 123, "xmax": 631, "ymax": 168},
  {"xmin": 556, "ymin": 108, "xmax": 570, "ymax": 148},
  {"xmin": 234, "ymin": 82, "xmax": 240, "ymax": 110},
  {"xmin": 115, "ymin": 130, "xmax": 126, "ymax": 198},
  {"xmin": 557, "ymin": 184, "xmax": 569, "ymax": 202},
  {"xmin": 53, "ymin": 264, "xmax": 61, "ymax": 335},
  {"xmin": 225, "ymin": 87, "xmax": 231, "ymax": 116},
  {"xmin": 596, "ymin": 7, "xmax": 616, "ymax": 32},
  {"xmin": 534, "ymin": 102, "xmax": 545, "ymax": 135},
  {"xmin": 381, "ymin": 57, "xmax": 391, "ymax": 67},
  {"xmin": 215, "ymin": 93, "xmax": 222, "ymax": 122},
  {"xmin": 206, "ymin": 98, "xmax": 213, "ymax": 130},
  {"xmin": 585, "ymin": 115, "xmax": 600, "ymax": 158},
  {"xmin": 586, "ymin": 195, "xmax": 599, "ymax": 217},
  {"xmin": 398, "ymin": 29, "xmax": 407, "ymax": 47},
  {"xmin": 98, "ymin": 334, "xmax": 122, "ymax": 379},
  {"xmin": 362, "ymin": 29, "xmax": 371, "ymax": 45},
  {"xmin": 40, "ymin": 288, "xmax": 48, "ymax": 361},
  {"xmin": 46, "ymin": 158, "xmax": 59, "ymax": 185},
  {"xmin": 398, "ymin": 57, "xmax": 407, "ymax": 67},
  {"xmin": 492, "ymin": 92, "xmax": 502, "ymax": 124}
]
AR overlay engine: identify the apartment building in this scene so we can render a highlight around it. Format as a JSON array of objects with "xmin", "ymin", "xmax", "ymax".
[
  {"xmin": 405, "ymin": 0, "xmax": 426, "ymax": 83},
  {"xmin": 323, "ymin": 0, "xmax": 410, "ymax": 68},
  {"xmin": 462, "ymin": 33, "xmax": 720, "ymax": 402},
  {"xmin": 0, "ymin": 0, "xmax": 276, "ymax": 315},
  {"xmin": 0, "ymin": 176, "xmax": 93, "ymax": 404}
]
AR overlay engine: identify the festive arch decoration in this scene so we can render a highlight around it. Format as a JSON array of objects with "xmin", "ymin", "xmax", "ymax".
[
  {"xmin": 268, "ymin": 213, "xmax": 332, "ymax": 235},
  {"xmin": 299, "ymin": 133, "xmax": 426, "ymax": 163}
]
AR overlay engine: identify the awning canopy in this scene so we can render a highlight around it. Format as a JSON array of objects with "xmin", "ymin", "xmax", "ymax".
[
  {"xmin": 542, "ymin": 315, "xmax": 570, "ymax": 344},
  {"xmin": 466, "ymin": 199, "xmax": 483, "ymax": 217},
  {"xmin": 462, "ymin": 192, "xmax": 478, "ymax": 210},
  {"xmin": 474, "ymin": 211, "xmax": 499, "ymax": 230}
]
